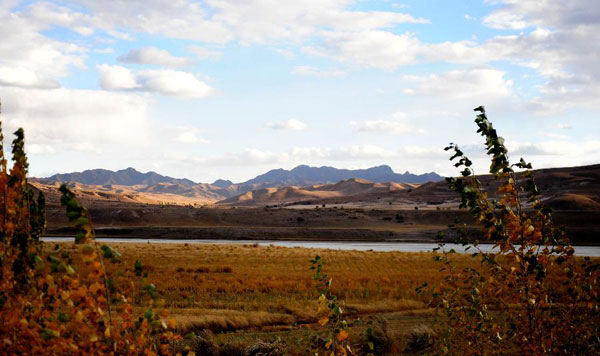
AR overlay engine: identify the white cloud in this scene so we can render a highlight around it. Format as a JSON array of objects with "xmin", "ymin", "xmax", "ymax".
[
  {"xmin": 266, "ymin": 119, "xmax": 307, "ymax": 131},
  {"xmin": 97, "ymin": 64, "xmax": 214, "ymax": 98},
  {"xmin": 1, "ymin": 87, "xmax": 151, "ymax": 151},
  {"xmin": 271, "ymin": 47, "xmax": 295, "ymax": 58},
  {"xmin": 0, "ymin": 4, "xmax": 86, "ymax": 89},
  {"xmin": 27, "ymin": 144, "xmax": 56, "ymax": 155},
  {"xmin": 0, "ymin": 66, "xmax": 59, "ymax": 89},
  {"xmin": 292, "ymin": 66, "xmax": 345, "ymax": 77},
  {"xmin": 353, "ymin": 112, "xmax": 426, "ymax": 135},
  {"xmin": 402, "ymin": 68, "xmax": 514, "ymax": 99},
  {"xmin": 464, "ymin": 14, "xmax": 475, "ymax": 21},
  {"xmin": 136, "ymin": 69, "xmax": 214, "ymax": 98},
  {"xmin": 64, "ymin": 0, "xmax": 430, "ymax": 46},
  {"xmin": 510, "ymin": 140, "xmax": 600, "ymax": 158},
  {"xmin": 94, "ymin": 47, "xmax": 114, "ymax": 54},
  {"xmin": 97, "ymin": 64, "xmax": 138, "ymax": 89},
  {"xmin": 483, "ymin": 12, "xmax": 529, "ymax": 30},
  {"xmin": 171, "ymin": 127, "xmax": 209, "ymax": 144},
  {"xmin": 118, "ymin": 47, "xmax": 196, "ymax": 67},
  {"xmin": 304, "ymin": 30, "xmax": 423, "ymax": 68},
  {"xmin": 187, "ymin": 46, "xmax": 224, "ymax": 60}
]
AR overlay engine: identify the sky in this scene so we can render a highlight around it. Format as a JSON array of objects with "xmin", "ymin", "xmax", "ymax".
[{"xmin": 0, "ymin": 0, "xmax": 599, "ymax": 183}]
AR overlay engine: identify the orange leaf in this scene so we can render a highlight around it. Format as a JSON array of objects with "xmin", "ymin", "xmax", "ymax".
[
  {"xmin": 337, "ymin": 330, "xmax": 349, "ymax": 342},
  {"xmin": 168, "ymin": 319, "xmax": 177, "ymax": 329}
]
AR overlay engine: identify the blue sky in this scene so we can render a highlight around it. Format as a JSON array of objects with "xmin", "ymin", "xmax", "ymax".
[{"xmin": 1, "ymin": 0, "xmax": 599, "ymax": 183}]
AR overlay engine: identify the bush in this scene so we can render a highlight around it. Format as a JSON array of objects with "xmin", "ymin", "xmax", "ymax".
[
  {"xmin": 405, "ymin": 324, "xmax": 434, "ymax": 351},
  {"xmin": 418, "ymin": 106, "xmax": 600, "ymax": 355},
  {"xmin": 244, "ymin": 340, "xmax": 284, "ymax": 356},
  {"xmin": 218, "ymin": 342, "xmax": 246, "ymax": 356},
  {"xmin": 360, "ymin": 321, "xmax": 391, "ymax": 355},
  {"xmin": 192, "ymin": 330, "xmax": 219, "ymax": 356},
  {"xmin": 0, "ymin": 116, "xmax": 182, "ymax": 354}
]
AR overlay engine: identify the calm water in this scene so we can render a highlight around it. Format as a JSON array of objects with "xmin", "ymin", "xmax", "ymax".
[{"xmin": 41, "ymin": 237, "xmax": 600, "ymax": 257}]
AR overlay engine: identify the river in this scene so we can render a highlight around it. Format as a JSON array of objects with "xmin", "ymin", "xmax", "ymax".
[{"xmin": 41, "ymin": 237, "xmax": 600, "ymax": 257}]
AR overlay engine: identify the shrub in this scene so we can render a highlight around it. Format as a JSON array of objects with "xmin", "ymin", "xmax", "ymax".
[
  {"xmin": 244, "ymin": 340, "xmax": 284, "ymax": 356},
  {"xmin": 360, "ymin": 320, "xmax": 391, "ymax": 355},
  {"xmin": 418, "ymin": 106, "xmax": 600, "ymax": 355},
  {"xmin": 405, "ymin": 324, "xmax": 434, "ymax": 351},
  {"xmin": 0, "ymin": 113, "xmax": 183, "ymax": 354},
  {"xmin": 191, "ymin": 330, "xmax": 219, "ymax": 356},
  {"xmin": 218, "ymin": 342, "xmax": 246, "ymax": 356}
]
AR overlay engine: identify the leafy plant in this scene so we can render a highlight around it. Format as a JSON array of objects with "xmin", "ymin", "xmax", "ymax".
[
  {"xmin": 310, "ymin": 255, "xmax": 351, "ymax": 355},
  {"xmin": 419, "ymin": 106, "xmax": 600, "ymax": 355},
  {"xmin": 0, "ymin": 103, "xmax": 185, "ymax": 355}
]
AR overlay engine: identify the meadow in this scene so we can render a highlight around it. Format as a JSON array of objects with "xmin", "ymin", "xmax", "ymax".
[{"xmin": 45, "ymin": 241, "xmax": 476, "ymax": 354}]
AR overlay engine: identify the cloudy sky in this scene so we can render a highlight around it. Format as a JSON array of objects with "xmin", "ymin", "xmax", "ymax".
[{"xmin": 1, "ymin": 0, "xmax": 599, "ymax": 183}]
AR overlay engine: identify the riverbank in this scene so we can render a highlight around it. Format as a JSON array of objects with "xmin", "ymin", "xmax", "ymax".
[{"xmin": 42, "ymin": 236, "xmax": 600, "ymax": 256}]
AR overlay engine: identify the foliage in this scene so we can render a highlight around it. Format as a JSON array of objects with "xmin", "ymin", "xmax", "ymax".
[
  {"xmin": 310, "ymin": 255, "xmax": 351, "ymax": 355},
  {"xmin": 419, "ymin": 106, "xmax": 600, "ymax": 355},
  {"xmin": 360, "ymin": 320, "xmax": 391, "ymax": 355},
  {"xmin": 0, "ymin": 108, "xmax": 183, "ymax": 354}
]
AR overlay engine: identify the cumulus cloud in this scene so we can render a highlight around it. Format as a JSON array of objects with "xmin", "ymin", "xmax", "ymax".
[
  {"xmin": 292, "ymin": 66, "xmax": 345, "ymax": 77},
  {"xmin": 74, "ymin": 0, "xmax": 428, "ymax": 45},
  {"xmin": 266, "ymin": 119, "xmax": 307, "ymax": 131},
  {"xmin": 510, "ymin": 140, "xmax": 600, "ymax": 158},
  {"xmin": 0, "ymin": 4, "xmax": 86, "ymax": 90},
  {"xmin": 401, "ymin": 68, "xmax": 514, "ymax": 99},
  {"xmin": 97, "ymin": 64, "xmax": 214, "ymax": 98},
  {"xmin": 118, "ymin": 47, "xmax": 196, "ymax": 67},
  {"xmin": 169, "ymin": 127, "xmax": 209, "ymax": 144},
  {"xmin": 1, "ymin": 87, "xmax": 151, "ymax": 151},
  {"xmin": 0, "ymin": 66, "xmax": 60, "ymax": 89},
  {"xmin": 352, "ymin": 112, "xmax": 426, "ymax": 135}
]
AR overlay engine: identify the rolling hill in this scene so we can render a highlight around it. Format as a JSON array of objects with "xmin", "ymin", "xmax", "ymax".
[{"xmin": 33, "ymin": 165, "xmax": 442, "ymax": 204}]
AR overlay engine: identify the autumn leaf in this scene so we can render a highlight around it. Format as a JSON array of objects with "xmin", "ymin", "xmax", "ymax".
[{"xmin": 336, "ymin": 330, "xmax": 349, "ymax": 342}]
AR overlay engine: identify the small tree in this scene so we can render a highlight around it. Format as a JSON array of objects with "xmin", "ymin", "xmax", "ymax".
[
  {"xmin": 0, "ymin": 103, "xmax": 183, "ymax": 355},
  {"xmin": 311, "ymin": 255, "xmax": 351, "ymax": 355},
  {"xmin": 419, "ymin": 106, "xmax": 599, "ymax": 355}
]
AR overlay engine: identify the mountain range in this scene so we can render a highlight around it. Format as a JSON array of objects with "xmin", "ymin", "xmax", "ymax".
[{"xmin": 34, "ymin": 165, "xmax": 442, "ymax": 204}]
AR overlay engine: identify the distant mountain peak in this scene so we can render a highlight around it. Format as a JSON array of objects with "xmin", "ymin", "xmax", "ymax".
[
  {"xmin": 40, "ymin": 167, "xmax": 197, "ymax": 187},
  {"xmin": 212, "ymin": 179, "xmax": 234, "ymax": 188},
  {"xmin": 241, "ymin": 164, "xmax": 442, "ymax": 186}
]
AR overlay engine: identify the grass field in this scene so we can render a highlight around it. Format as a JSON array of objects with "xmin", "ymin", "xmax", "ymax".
[{"xmin": 46, "ymin": 241, "xmax": 482, "ymax": 354}]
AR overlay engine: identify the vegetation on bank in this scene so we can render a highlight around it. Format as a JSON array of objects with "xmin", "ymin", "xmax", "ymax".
[{"xmin": 0, "ymin": 104, "xmax": 598, "ymax": 355}]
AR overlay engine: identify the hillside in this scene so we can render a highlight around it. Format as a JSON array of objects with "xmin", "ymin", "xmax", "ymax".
[
  {"xmin": 34, "ymin": 165, "xmax": 442, "ymax": 204},
  {"xmin": 42, "ymin": 167, "xmax": 197, "ymax": 187},
  {"xmin": 218, "ymin": 178, "xmax": 415, "ymax": 206},
  {"xmin": 217, "ymin": 164, "xmax": 600, "ymax": 209},
  {"xmin": 243, "ymin": 165, "xmax": 441, "ymax": 186}
]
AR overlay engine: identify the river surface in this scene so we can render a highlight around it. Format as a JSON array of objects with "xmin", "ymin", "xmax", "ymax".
[{"xmin": 41, "ymin": 237, "xmax": 600, "ymax": 257}]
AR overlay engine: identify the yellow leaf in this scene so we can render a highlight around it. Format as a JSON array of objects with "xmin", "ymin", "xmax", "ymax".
[
  {"xmin": 318, "ymin": 317, "xmax": 329, "ymax": 326},
  {"xmin": 104, "ymin": 327, "xmax": 111, "ymax": 338},
  {"xmin": 168, "ymin": 318, "xmax": 177, "ymax": 329},
  {"xmin": 90, "ymin": 334, "xmax": 98, "ymax": 342},
  {"xmin": 90, "ymin": 282, "xmax": 103, "ymax": 294},
  {"xmin": 325, "ymin": 339, "xmax": 333, "ymax": 349}
]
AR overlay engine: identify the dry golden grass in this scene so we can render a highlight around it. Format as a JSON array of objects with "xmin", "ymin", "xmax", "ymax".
[
  {"xmin": 50, "ymin": 242, "xmax": 477, "ymax": 319},
  {"xmin": 44, "ymin": 242, "xmax": 478, "ymax": 354}
]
